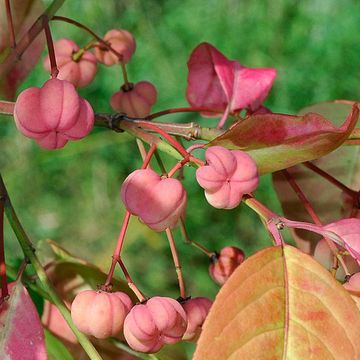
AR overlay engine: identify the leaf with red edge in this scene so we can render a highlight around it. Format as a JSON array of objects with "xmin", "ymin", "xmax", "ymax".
[
  {"xmin": 186, "ymin": 42, "xmax": 276, "ymax": 116},
  {"xmin": 273, "ymin": 101, "xmax": 360, "ymax": 254},
  {"xmin": 194, "ymin": 245, "xmax": 360, "ymax": 360},
  {"xmin": 208, "ymin": 103, "xmax": 359, "ymax": 174},
  {"xmin": 0, "ymin": 0, "xmax": 45, "ymax": 100},
  {"xmin": 0, "ymin": 280, "xmax": 47, "ymax": 360},
  {"xmin": 323, "ymin": 218, "xmax": 360, "ymax": 264}
]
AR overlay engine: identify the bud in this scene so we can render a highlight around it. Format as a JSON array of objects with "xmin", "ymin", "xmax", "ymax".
[
  {"xmin": 110, "ymin": 81, "xmax": 157, "ymax": 117},
  {"xmin": 209, "ymin": 246, "xmax": 245, "ymax": 285},
  {"xmin": 71, "ymin": 290, "xmax": 132, "ymax": 339},
  {"xmin": 95, "ymin": 29, "xmax": 136, "ymax": 65},
  {"xmin": 43, "ymin": 38, "xmax": 97, "ymax": 87},
  {"xmin": 14, "ymin": 78, "xmax": 94, "ymax": 149},
  {"xmin": 196, "ymin": 146, "xmax": 259, "ymax": 209},
  {"xmin": 123, "ymin": 297, "xmax": 187, "ymax": 353},
  {"xmin": 121, "ymin": 169, "xmax": 187, "ymax": 231},
  {"xmin": 182, "ymin": 297, "xmax": 212, "ymax": 341}
]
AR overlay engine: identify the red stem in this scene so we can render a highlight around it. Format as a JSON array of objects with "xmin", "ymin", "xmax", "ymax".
[
  {"xmin": 43, "ymin": 22, "xmax": 58, "ymax": 78},
  {"xmin": 104, "ymin": 211, "xmax": 131, "ymax": 286},
  {"xmin": 165, "ymin": 228, "xmax": 186, "ymax": 299},
  {"xmin": 140, "ymin": 143, "xmax": 157, "ymax": 169},
  {"xmin": 0, "ymin": 0, "xmax": 65, "ymax": 78},
  {"xmin": 51, "ymin": 16, "xmax": 124, "ymax": 61},
  {"xmin": 5, "ymin": 0, "xmax": 16, "ymax": 48},
  {"xmin": 117, "ymin": 258, "xmax": 146, "ymax": 302},
  {"xmin": 282, "ymin": 170, "xmax": 321, "ymax": 225},
  {"xmin": 303, "ymin": 162, "xmax": 358, "ymax": 200},
  {"xmin": 282, "ymin": 169, "xmax": 350, "ymax": 275},
  {"xmin": 0, "ymin": 197, "xmax": 8, "ymax": 299},
  {"xmin": 147, "ymin": 107, "xmax": 223, "ymax": 120},
  {"xmin": 135, "ymin": 121, "xmax": 189, "ymax": 158}
]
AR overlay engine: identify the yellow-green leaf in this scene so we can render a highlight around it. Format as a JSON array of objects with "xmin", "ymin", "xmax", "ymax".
[{"xmin": 194, "ymin": 245, "xmax": 360, "ymax": 360}]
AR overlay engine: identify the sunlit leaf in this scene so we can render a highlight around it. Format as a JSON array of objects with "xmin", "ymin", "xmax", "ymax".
[
  {"xmin": 194, "ymin": 246, "xmax": 360, "ymax": 359},
  {"xmin": 208, "ymin": 103, "xmax": 359, "ymax": 174},
  {"xmin": 0, "ymin": 280, "xmax": 46, "ymax": 359},
  {"xmin": 273, "ymin": 101, "xmax": 360, "ymax": 253}
]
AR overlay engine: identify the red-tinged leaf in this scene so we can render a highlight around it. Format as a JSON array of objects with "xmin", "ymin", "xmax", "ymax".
[
  {"xmin": 273, "ymin": 101, "xmax": 360, "ymax": 254},
  {"xmin": 194, "ymin": 245, "xmax": 360, "ymax": 360},
  {"xmin": 323, "ymin": 218, "xmax": 360, "ymax": 264},
  {"xmin": 0, "ymin": 280, "xmax": 46, "ymax": 360},
  {"xmin": 0, "ymin": 0, "xmax": 45, "ymax": 100},
  {"xmin": 186, "ymin": 43, "xmax": 233, "ymax": 116},
  {"xmin": 208, "ymin": 103, "xmax": 359, "ymax": 174},
  {"xmin": 186, "ymin": 43, "xmax": 276, "ymax": 116}
]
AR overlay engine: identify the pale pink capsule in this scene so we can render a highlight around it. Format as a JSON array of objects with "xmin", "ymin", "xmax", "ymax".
[
  {"xmin": 43, "ymin": 38, "xmax": 97, "ymax": 87},
  {"xmin": 182, "ymin": 297, "xmax": 213, "ymax": 341},
  {"xmin": 95, "ymin": 29, "xmax": 136, "ymax": 65},
  {"xmin": 71, "ymin": 290, "xmax": 132, "ymax": 339},
  {"xmin": 121, "ymin": 168, "xmax": 187, "ymax": 231},
  {"xmin": 209, "ymin": 246, "xmax": 245, "ymax": 285},
  {"xmin": 110, "ymin": 81, "xmax": 157, "ymax": 117},
  {"xmin": 196, "ymin": 146, "xmax": 259, "ymax": 209},
  {"xmin": 123, "ymin": 297, "xmax": 187, "ymax": 353},
  {"xmin": 14, "ymin": 78, "xmax": 94, "ymax": 149}
]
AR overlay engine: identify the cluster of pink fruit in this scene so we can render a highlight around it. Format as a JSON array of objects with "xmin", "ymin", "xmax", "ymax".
[
  {"xmin": 68, "ymin": 144, "xmax": 259, "ymax": 353},
  {"xmin": 12, "ymin": 22, "xmax": 264, "ymax": 354},
  {"xmin": 71, "ymin": 291, "xmax": 212, "ymax": 353},
  {"xmin": 14, "ymin": 28, "xmax": 157, "ymax": 149}
]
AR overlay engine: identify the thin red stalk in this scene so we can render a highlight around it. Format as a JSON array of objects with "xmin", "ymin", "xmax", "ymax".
[
  {"xmin": 104, "ymin": 211, "xmax": 131, "ymax": 286},
  {"xmin": 43, "ymin": 22, "xmax": 58, "ymax": 78},
  {"xmin": 179, "ymin": 218, "xmax": 214, "ymax": 257},
  {"xmin": 147, "ymin": 107, "xmax": 223, "ymax": 120},
  {"xmin": 135, "ymin": 121, "xmax": 189, "ymax": 158},
  {"xmin": 117, "ymin": 258, "xmax": 146, "ymax": 302},
  {"xmin": 282, "ymin": 170, "xmax": 321, "ymax": 225},
  {"xmin": 5, "ymin": 0, "xmax": 16, "ymax": 48},
  {"xmin": 140, "ymin": 143, "xmax": 157, "ymax": 169},
  {"xmin": 165, "ymin": 228, "xmax": 186, "ymax": 299},
  {"xmin": 0, "ymin": 0, "xmax": 65, "ymax": 78},
  {"xmin": 51, "ymin": 16, "xmax": 124, "ymax": 60},
  {"xmin": 167, "ymin": 158, "xmax": 190, "ymax": 178},
  {"xmin": 282, "ymin": 169, "xmax": 350, "ymax": 275},
  {"xmin": 120, "ymin": 62, "xmax": 130, "ymax": 90},
  {"xmin": 303, "ymin": 162, "xmax": 358, "ymax": 199},
  {"xmin": 0, "ymin": 101, "xmax": 15, "ymax": 115},
  {"xmin": 0, "ymin": 198, "xmax": 8, "ymax": 299}
]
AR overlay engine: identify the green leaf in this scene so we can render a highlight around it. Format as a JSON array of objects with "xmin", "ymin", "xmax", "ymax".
[
  {"xmin": 208, "ymin": 104, "xmax": 359, "ymax": 174},
  {"xmin": 45, "ymin": 329, "xmax": 74, "ymax": 360},
  {"xmin": 194, "ymin": 245, "xmax": 360, "ymax": 359}
]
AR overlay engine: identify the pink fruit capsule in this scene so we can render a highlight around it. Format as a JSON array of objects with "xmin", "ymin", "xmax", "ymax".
[
  {"xmin": 14, "ymin": 78, "xmax": 94, "ymax": 149},
  {"xmin": 95, "ymin": 29, "xmax": 136, "ymax": 65},
  {"xmin": 71, "ymin": 290, "xmax": 132, "ymax": 339},
  {"xmin": 43, "ymin": 38, "xmax": 97, "ymax": 87},
  {"xmin": 343, "ymin": 272, "xmax": 360, "ymax": 310},
  {"xmin": 121, "ymin": 168, "xmax": 187, "ymax": 231},
  {"xmin": 209, "ymin": 246, "xmax": 245, "ymax": 285},
  {"xmin": 181, "ymin": 297, "xmax": 213, "ymax": 341},
  {"xmin": 110, "ymin": 81, "xmax": 157, "ymax": 117},
  {"xmin": 123, "ymin": 296, "xmax": 187, "ymax": 353},
  {"xmin": 196, "ymin": 146, "xmax": 259, "ymax": 209}
]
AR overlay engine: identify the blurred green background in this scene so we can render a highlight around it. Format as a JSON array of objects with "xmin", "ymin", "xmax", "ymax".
[{"xmin": 1, "ymin": 0, "xmax": 360, "ymax": 331}]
